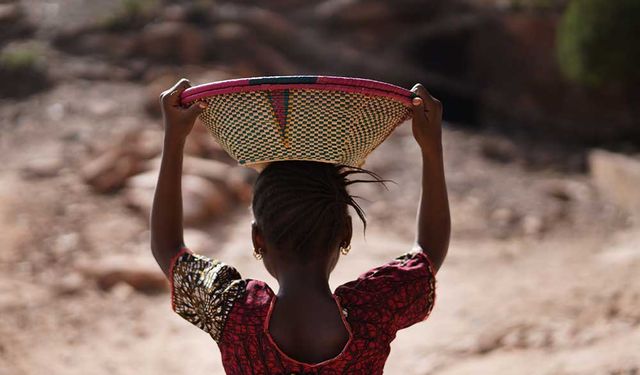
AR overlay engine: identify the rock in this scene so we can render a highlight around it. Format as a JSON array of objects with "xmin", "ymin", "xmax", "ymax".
[
  {"xmin": 489, "ymin": 207, "xmax": 520, "ymax": 238},
  {"xmin": 77, "ymin": 256, "xmax": 167, "ymax": 294},
  {"xmin": 53, "ymin": 232, "xmax": 80, "ymax": 256},
  {"xmin": 82, "ymin": 129, "xmax": 163, "ymax": 193},
  {"xmin": 474, "ymin": 328, "xmax": 506, "ymax": 354},
  {"xmin": 544, "ymin": 183, "xmax": 572, "ymax": 202},
  {"xmin": 183, "ymin": 229, "xmax": 214, "ymax": 254},
  {"xmin": 0, "ymin": 3, "xmax": 33, "ymax": 42},
  {"xmin": 21, "ymin": 155, "xmax": 64, "ymax": 179},
  {"xmin": 543, "ymin": 179, "xmax": 591, "ymax": 205},
  {"xmin": 0, "ymin": 3, "xmax": 21, "ymax": 24},
  {"xmin": 316, "ymin": 0, "xmax": 392, "ymax": 26},
  {"xmin": 208, "ymin": 17, "xmax": 298, "ymax": 75},
  {"xmin": 212, "ymin": 5, "xmax": 296, "ymax": 44},
  {"xmin": 47, "ymin": 102, "xmax": 66, "ymax": 121},
  {"xmin": 239, "ymin": 7, "xmax": 297, "ymax": 45},
  {"xmin": 126, "ymin": 170, "xmax": 157, "ymax": 190},
  {"xmin": 212, "ymin": 22, "xmax": 250, "ymax": 42},
  {"xmin": 87, "ymin": 97, "xmax": 118, "ymax": 116},
  {"xmin": 81, "ymin": 147, "xmax": 142, "ymax": 193},
  {"xmin": 183, "ymin": 156, "xmax": 232, "ymax": 182},
  {"xmin": 522, "ymin": 215, "xmax": 544, "ymax": 236},
  {"xmin": 183, "ymin": 124, "xmax": 223, "ymax": 157},
  {"xmin": 227, "ymin": 167, "xmax": 257, "ymax": 203},
  {"xmin": 55, "ymin": 30, "xmax": 137, "ymax": 59},
  {"xmin": 109, "ymin": 282, "xmax": 136, "ymax": 301},
  {"xmin": 124, "ymin": 171, "xmax": 232, "ymax": 224},
  {"xmin": 140, "ymin": 21, "xmax": 205, "ymax": 64},
  {"xmin": 50, "ymin": 58, "xmax": 135, "ymax": 82},
  {"xmin": 128, "ymin": 129, "xmax": 163, "ymax": 160},
  {"xmin": 144, "ymin": 74, "xmax": 177, "ymax": 117},
  {"xmin": 186, "ymin": 68, "xmax": 234, "ymax": 87},
  {"xmin": 146, "ymin": 155, "xmax": 255, "ymax": 202},
  {"xmin": 589, "ymin": 149, "xmax": 640, "ymax": 217},
  {"xmin": 123, "ymin": 186, "xmax": 153, "ymax": 217},
  {"xmin": 480, "ymin": 137, "xmax": 517, "ymax": 164},
  {"xmin": 182, "ymin": 174, "xmax": 231, "ymax": 222},
  {"xmin": 251, "ymin": 43, "xmax": 299, "ymax": 75},
  {"xmin": 123, "ymin": 171, "xmax": 156, "ymax": 217},
  {"xmin": 597, "ymin": 230, "xmax": 640, "ymax": 264},
  {"xmin": 162, "ymin": 4, "xmax": 187, "ymax": 22},
  {"xmin": 54, "ymin": 272, "xmax": 85, "ymax": 296}
]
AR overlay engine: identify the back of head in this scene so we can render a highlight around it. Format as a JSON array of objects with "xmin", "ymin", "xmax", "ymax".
[{"xmin": 251, "ymin": 161, "xmax": 389, "ymax": 263}]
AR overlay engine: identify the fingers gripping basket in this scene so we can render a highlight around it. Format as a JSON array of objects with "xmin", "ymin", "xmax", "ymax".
[{"xmin": 180, "ymin": 76, "xmax": 416, "ymax": 171}]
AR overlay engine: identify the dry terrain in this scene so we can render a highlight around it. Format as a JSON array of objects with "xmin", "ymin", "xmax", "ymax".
[{"xmin": 1, "ymin": 1, "xmax": 639, "ymax": 374}]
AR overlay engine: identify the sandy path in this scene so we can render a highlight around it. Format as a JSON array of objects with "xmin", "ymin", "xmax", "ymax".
[{"xmin": 2, "ymin": 201, "xmax": 638, "ymax": 374}]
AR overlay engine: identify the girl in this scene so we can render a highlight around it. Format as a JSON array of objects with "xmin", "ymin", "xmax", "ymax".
[{"xmin": 150, "ymin": 78, "xmax": 450, "ymax": 374}]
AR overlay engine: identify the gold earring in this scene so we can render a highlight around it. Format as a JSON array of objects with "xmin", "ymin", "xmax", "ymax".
[
  {"xmin": 253, "ymin": 247, "xmax": 263, "ymax": 260},
  {"xmin": 340, "ymin": 243, "xmax": 351, "ymax": 255}
]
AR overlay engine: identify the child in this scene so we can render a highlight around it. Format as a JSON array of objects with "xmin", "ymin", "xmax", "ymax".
[{"xmin": 150, "ymin": 78, "xmax": 450, "ymax": 374}]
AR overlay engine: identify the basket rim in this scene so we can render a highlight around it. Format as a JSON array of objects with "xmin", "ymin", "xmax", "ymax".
[
  {"xmin": 180, "ymin": 75, "xmax": 417, "ymax": 105},
  {"xmin": 237, "ymin": 157, "xmax": 364, "ymax": 173}
]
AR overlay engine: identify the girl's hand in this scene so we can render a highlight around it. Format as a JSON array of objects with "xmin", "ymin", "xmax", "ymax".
[
  {"xmin": 410, "ymin": 83, "xmax": 443, "ymax": 155},
  {"xmin": 159, "ymin": 78, "xmax": 208, "ymax": 143}
]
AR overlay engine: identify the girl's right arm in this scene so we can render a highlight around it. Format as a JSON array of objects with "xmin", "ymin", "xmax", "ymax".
[
  {"xmin": 410, "ymin": 84, "xmax": 450, "ymax": 273},
  {"xmin": 150, "ymin": 78, "xmax": 206, "ymax": 277}
]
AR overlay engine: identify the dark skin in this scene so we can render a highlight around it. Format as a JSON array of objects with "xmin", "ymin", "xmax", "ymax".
[{"xmin": 151, "ymin": 78, "xmax": 450, "ymax": 364}]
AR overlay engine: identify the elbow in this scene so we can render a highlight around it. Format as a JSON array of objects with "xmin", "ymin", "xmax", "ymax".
[
  {"xmin": 416, "ymin": 222, "xmax": 450, "ymax": 272},
  {"xmin": 150, "ymin": 235, "xmax": 163, "ymax": 266},
  {"xmin": 415, "ymin": 240, "xmax": 448, "ymax": 273},
  {"xmin": 149, "ymin": 228, "xmax": 167, "ymax": 271}
]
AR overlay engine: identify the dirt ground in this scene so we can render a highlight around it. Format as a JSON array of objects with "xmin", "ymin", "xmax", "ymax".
[{"xmin": 1, "ymin": 0, "xmax": 639, "ymax": 373}]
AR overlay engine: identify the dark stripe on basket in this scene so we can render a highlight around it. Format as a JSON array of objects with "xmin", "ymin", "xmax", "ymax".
[{"xmin": 249, "ymin": 76, "xmax": 319, "ymax": 85}]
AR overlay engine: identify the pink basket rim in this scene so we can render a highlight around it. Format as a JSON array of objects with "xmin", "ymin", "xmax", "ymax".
[{"xmin": 180, "ymin": 75, "xmax": 416, "ymax": 106}]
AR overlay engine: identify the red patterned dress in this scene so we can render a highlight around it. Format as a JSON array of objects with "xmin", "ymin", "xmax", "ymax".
[{"xmin": 169, "ymin": 248, "xmax": 437, "ymax": 374}]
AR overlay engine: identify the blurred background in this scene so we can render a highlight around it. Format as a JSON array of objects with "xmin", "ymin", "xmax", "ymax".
[{"xmin": 0, "ymin": 0, "xmax": 639, "ymax": 374}]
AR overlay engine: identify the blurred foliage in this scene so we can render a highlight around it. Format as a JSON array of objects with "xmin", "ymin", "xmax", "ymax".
[
  {"xmin": 557, "ymin": 0, "xmax": 640, "ymax": 87},
  {"xmin": 0, "ymin": 44, "xmax": 44, "ymax": 72},
  {"xmin": 0, "ymin": 43, "xmax": 49, "ymax": 98},
  {"xmin": 100, "ymin": 0, "xmax": 159, "ymax": 31}
]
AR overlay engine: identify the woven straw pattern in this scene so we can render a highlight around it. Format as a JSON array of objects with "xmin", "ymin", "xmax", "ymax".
[{"xmin": 197, "ymin": 88, "xmax": 412, "ymax": 168}]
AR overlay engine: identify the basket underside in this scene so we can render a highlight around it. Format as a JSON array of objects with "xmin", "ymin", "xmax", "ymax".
[{"xmin": 182, "ymin": 76, "xmax": 414, "ymax": 170}]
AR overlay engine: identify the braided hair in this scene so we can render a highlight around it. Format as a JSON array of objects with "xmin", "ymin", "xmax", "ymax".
[{"xmin": 251, "ymin": 161, "xmax": 391, "ymax": 263}]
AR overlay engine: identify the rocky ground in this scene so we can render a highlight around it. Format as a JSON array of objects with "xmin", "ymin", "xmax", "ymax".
[{"xmin": 1, "ymin": 1, "xmax": 640, "ymax": 374}]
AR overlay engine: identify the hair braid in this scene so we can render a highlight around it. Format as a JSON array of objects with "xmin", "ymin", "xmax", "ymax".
[{"xmin": 251, "ymin": 161, "xmax": 394, "ymax": 262}]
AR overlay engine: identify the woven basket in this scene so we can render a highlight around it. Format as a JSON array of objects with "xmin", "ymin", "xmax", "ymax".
[{"xmin": 180, "ymin": 75, "xmax": 415, "ymax": 171}]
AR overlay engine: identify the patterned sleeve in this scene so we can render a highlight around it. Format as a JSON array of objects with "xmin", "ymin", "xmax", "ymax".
[
  {"xmin": 336, "ymin": 250, "xmax": 436, "ymax": 332},
  {"xmin": 169, "ymin": 248, "xmax": 246, "ymax": 343}
]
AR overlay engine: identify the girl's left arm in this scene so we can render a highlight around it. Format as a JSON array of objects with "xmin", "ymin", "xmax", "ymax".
[
  {"xmin": 410, "ymin": 83, "xmax": 451, "ymax": 273},
  {"xmin": 150, "ymin": 78, "xmax": 207, "ymax": 277}
]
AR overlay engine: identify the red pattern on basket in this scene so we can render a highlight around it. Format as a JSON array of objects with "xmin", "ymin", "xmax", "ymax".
[
  {"xmin": 170, "ymin": 250, "xmax": 436, "ymax": 375},
  {"xmin": 267, "ymin": 89, "xmax": 290, "ymax": 147}
]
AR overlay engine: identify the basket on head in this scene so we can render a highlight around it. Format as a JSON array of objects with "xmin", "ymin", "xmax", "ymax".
[{"xmin": 180, "ymin": 75, "xmax": 416, "ymax": 172}]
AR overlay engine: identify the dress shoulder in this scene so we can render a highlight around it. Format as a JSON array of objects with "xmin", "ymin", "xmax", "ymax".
[
  {"xmin": 169, "ymin": 248, "xmax": 247, "ymax": 343},
  {"xmin": 335, "ymin": 250, "xmax": 437, "ymax": 333}
]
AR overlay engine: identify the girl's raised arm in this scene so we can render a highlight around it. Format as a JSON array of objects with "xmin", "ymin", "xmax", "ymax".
[
  {"xmin": 410, "ymin": 84, "xmax": 451, "ymax": 273},
  {"xmin": 150, "ymin": 78, "xmax": 207, "ymax": 277}
]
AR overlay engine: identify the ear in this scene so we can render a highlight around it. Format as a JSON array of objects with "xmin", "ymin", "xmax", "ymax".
[
  {"xmin": 251, "ymin": 221, "xmax": 266, "ymax": 251},
  {"xmin": 343, "ymin": 215, "xmax": 353, "ymax": 246}
]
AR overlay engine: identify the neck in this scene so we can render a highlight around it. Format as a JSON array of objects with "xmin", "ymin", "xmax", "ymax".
[{"xmin": 275, "ymin": 264, "xmax": 332, "ymax": 299}]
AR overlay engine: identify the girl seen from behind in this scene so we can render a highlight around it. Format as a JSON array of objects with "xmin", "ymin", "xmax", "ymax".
[{"xmin": 150, "ymin": 78, "xmax": 450, "ymax": 374}]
